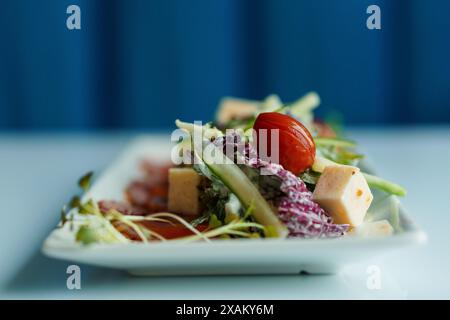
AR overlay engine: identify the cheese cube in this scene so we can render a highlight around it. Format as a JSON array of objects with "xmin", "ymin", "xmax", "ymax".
[
  {"xmin": 168, "ymin": 168, "xmax": 202, "ymax": 216},
  {"xmin": 216, "ymin": 97, "xmax": 258, "ymax": 124},
  {"xmin": 350, "ymin": 220, "xmax": 394, "ymax": 237},
  {"xmin": 312, "ymin": 165, "xmax": 373, "ymax": 227}
]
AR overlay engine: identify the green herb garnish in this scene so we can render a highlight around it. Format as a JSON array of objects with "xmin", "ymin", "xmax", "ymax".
[{"xmin": 78, "ymin": 171, "xmax": 93, "ymax": 192}]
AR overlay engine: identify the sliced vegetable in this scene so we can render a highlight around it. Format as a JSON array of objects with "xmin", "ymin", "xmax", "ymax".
[
  {"xmin": 314, "ymin": 137, "xmax": 356, "ymax": 148},
  {"xmin": 312, "ymin": 156, "xmax": 406, "ymax": 197},
  {"xmin": 362, "ymin": 173, "xmax": 407, "ymax": 197},
  {"xmin": 312, "ymin": 156, "xmax": 337, "ymax": 173},
  {"xmin": 205, "ymin": 158, "xmax": 288, "ymax": 237}
]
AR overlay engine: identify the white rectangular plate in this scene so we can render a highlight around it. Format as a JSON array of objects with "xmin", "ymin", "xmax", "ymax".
[{"xmin": 42, "ymin": 135, "xmax": 426, "ymax": 275}]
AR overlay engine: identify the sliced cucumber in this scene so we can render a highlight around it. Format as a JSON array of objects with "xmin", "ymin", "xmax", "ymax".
[
  {"xmin": 204, "ymin": 155, "xmax": 288, "ymax": 238},
  {"xmin": 314, "ymin": 137, "xmax": 356, "ymax": 148},
  {"xmin": 312, "ymin": 156, "xmax": 406, "ymax": 197},
  {"xmin": 362, "ymin": 173, "xmax": 407, "ymax": 197},
  {"xmin": 312, "ymin": 156, "xmax": 337, "ymax": 173}
]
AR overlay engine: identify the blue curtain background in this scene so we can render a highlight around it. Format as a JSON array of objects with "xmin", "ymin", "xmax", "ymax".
[{"xmin": 1, "ymin": 0, "xmax": 449, "ymax": 131}]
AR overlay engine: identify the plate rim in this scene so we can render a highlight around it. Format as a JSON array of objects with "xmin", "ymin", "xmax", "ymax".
[{"xmin": 41, "ymin": 135, "xmax": 427, "ymax": 264}]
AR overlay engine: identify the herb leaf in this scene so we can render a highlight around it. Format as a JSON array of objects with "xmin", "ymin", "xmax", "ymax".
[
  {"xmin": 69, "ymin": 195, "xmax": 81, "ymax": 209},
  {"xmin": 78, "ymin": 171, "xmax": 94, "ymax": 192},
  {"xmin": 59, "ymin": 206, "xmax": 67, "ymax": 228}
]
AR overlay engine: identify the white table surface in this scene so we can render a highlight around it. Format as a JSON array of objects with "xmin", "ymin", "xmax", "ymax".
[{"xmin": 0, "ymin": 127, "xmax": 449, "ymax": 299}]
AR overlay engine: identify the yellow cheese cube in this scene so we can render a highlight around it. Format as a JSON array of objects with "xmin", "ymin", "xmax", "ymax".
[
  {"xmin": 350, "ymin": 220, "xmax": 394, "ymax": 237},
  {"xmin": 216, "ymin": 97, "xmax": 258, "ymax": 124},
  {"xmin": 312, "ymin": 165, "xmax": 373, "ymax": 227},
  {"xmin": 168, "ymin": 168, "xmax": 203, "ymax": 216}
]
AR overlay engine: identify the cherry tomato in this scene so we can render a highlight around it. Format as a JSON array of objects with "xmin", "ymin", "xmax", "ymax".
[{"xmin": 253, "ymin": 112, "xmax": 315, "ymax": 175}]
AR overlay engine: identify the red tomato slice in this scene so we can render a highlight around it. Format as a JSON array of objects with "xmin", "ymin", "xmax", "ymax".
[
  {"xmin": 140, "ymin": 221, "xmax": 209, "ymax": 240},
  {"xmin": 253, "ymin": 112, "xmax": 316, "ymax": 175},
  {"xmin": 116, "ymin": 221, "xmax": 209, "ymax": 241}
]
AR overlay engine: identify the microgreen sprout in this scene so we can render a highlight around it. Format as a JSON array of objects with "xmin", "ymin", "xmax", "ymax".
[
  {"xmin": 78, "ymin": 171, "xmax": 94, "ymax": 192},
  {"xmin": 75, "ymin": 206, "xmax": 265, "ymax": 245}
]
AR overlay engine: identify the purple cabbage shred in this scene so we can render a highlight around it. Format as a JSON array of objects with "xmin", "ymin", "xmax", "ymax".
[{"xmin": 214, "ymin": 134, "xmax": 349, "ymax": 238}]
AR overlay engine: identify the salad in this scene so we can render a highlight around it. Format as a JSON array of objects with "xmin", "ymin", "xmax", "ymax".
[{"xmin": 60, "ymin": 92, "xmax": 406, "ymax": 245}]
